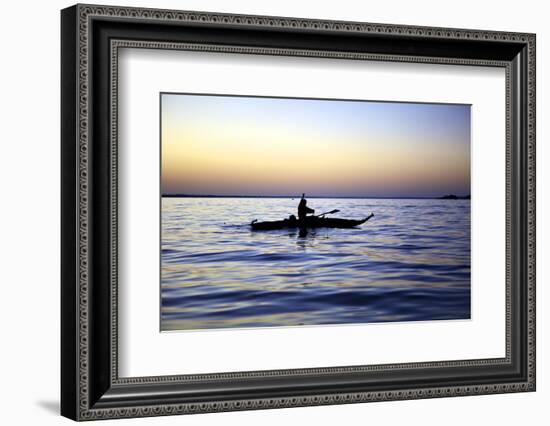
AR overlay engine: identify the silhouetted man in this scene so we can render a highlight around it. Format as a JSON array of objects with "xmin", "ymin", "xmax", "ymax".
[{"xmin": 298, "ymin": 193, "xmax": 315, "ymax": 222}]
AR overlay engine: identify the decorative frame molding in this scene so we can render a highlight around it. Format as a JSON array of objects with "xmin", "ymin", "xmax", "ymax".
[{"xmin": 61, "ymin": 4, "xmax": 535, "ymax": 421}]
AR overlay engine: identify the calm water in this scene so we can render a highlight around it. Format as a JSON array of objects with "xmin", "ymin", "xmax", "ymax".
[{"xmin": 161, "ymin": 197, "xmax": 470, "ymax": 331}]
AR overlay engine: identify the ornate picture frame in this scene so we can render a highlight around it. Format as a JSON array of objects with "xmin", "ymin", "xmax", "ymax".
[{"xmin": 61, "ymin": 4, "xmax": 535, "ymax": 421}]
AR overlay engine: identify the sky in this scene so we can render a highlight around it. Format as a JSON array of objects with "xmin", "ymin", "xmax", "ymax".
[{"xmin": 161, "ymin": 93, "xmax": 470, "ymax": 198}]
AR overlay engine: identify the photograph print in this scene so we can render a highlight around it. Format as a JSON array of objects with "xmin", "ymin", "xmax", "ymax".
[{"xmin": 160, "ymin": 93, "xmax": 471, "ymax": 331}]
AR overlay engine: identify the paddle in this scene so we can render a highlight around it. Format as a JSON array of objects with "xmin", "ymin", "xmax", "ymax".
[{"xmin": 316, "ymin": 209, "xmax": 340, "ymax": 218}]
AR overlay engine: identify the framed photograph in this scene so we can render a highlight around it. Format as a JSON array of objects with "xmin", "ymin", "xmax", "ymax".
[{"xmin": 61, "ymin": 4, "xmax": 536, "ymax": 421}]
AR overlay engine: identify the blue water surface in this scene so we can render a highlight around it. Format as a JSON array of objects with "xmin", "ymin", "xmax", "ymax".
[{"xmin": 161, "ymin": 197, "xmax": 470, "ymax": 331}]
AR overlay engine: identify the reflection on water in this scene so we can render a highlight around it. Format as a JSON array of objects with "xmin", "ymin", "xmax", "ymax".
[{"xmin": 161, "ymin": 197, "xmax": 470, "ymax": 331}]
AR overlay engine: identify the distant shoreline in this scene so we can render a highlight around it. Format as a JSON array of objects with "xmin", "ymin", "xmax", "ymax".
[{"xmin": 162, "ymin": 194, "xmax": 471, "ymax": 200}]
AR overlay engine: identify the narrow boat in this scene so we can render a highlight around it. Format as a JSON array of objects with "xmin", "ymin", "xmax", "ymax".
[{"xmin": 251, "ymin": 213, "xmax": 374, "ymax": 231}]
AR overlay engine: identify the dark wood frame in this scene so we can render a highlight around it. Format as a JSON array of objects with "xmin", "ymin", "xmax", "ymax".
[{"xmin": 61, "ymin": 3, "xmax": 536, "ymax": 421}]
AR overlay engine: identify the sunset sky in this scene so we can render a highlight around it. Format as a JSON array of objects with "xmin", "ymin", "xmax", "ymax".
[{"xmin": 161, "ymin": 93, "xmax": 470, "ymax": 198}]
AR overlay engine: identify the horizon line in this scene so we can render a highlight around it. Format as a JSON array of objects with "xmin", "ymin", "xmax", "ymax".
[{"xmin": 162, "ymin": 193, "xmax": 471, "ymax": 200}]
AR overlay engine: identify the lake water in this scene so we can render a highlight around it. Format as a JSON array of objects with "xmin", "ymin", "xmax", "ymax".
[{"xmin": 161, "ymin": 197, "xmax": 470, "ymax": 331}]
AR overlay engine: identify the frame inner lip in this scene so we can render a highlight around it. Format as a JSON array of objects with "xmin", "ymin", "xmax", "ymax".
[{"xmin": 109, "ymin": 38, "xmax": 513, "ymax": 385}]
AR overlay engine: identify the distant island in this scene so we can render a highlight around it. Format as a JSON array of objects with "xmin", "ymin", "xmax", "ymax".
[{"xmin": 438, "ymin": 194, "xmax": 471, "ymax": 200}]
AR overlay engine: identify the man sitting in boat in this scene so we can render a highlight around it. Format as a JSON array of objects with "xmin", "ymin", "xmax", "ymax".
[{"xmin": 298, "ymin": 193, "xmax": 315, "ymax": 222}]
